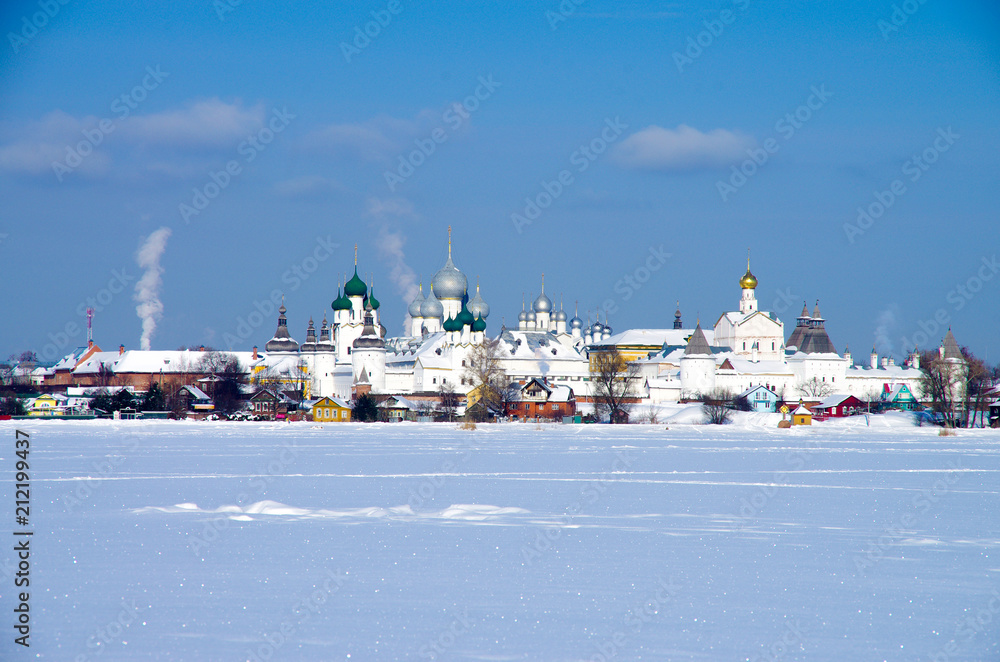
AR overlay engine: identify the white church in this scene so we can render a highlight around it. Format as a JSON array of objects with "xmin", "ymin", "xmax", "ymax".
[{"xmin": 256, "ymin": 231, "xmax": 933, "ymax": 406}]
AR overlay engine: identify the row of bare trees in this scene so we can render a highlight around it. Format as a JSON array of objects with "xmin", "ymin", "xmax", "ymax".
[{"xmin": 919, "ymin": 348, "xmax": 996, "ymax": 428}]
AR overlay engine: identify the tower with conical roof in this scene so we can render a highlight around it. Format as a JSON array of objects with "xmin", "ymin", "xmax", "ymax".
[
  {"xmin": 680, "ymin": 322, "xmax": 716, "ymax": 397},
  {"xmin": 312, "ymin": 313, "xmax": 338, "ymax": 398},
  {"xmin": 673, "ymin": 301, "xmax": 683, "ymax": 330},
  {"xmin": 265, "ymin": 299, "xmax": 300, "ymax": 354},
  {"xmin": 351, "ymin": 302, "xmax": 386, "ymax": 393}
]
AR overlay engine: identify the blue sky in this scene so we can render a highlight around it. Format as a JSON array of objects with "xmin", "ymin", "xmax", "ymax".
[{"xmin": 2, "ymin": 0, "xmax": 998, "ymax": 363}]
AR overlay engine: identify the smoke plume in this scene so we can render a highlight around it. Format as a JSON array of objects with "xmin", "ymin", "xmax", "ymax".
[
  {"xmin": 366, "ymin": 197, "xmax": 419, "ymax": 333},
  {"xmin": 873, "ymin": 305, "xmax": 899, "ymax": 357},
  {"xmin": 134, "ymin": 227, "xmax": 172, "ymax": 350}
]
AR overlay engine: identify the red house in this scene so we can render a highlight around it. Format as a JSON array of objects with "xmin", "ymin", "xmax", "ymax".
[
  {"xmin": 812, "ymin": 394, "xmax": 865, "ymax": 418},
  {"xmin": 506, "ymin": 378, "xmax": 576, "ymax": 421}
]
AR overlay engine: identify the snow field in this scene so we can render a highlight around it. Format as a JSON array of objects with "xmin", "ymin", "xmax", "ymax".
[{"xmin": 1, "ymin": 418, "xmax": 998, "ymax": 660}]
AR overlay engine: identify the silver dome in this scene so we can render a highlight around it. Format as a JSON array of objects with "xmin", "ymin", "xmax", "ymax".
[
  {"xmin": 420, "ymin": 286, "xmax": 444, "ymax": 319},
  {"xmin": 554, "ymin": 309, "xmax": 567, "ymax": 321},
  {"xmin": 468, "ymin": 286, "xmax": 489, "ymax": 319},
  {"xmin": 518, "ymin": 310, "xmax": 528, "ymax": 322},
  {"xmin": 527, "ymin": 310, "xmax": 537, "ymax": 322},
  {"xmin": 570, "ymin": 316, "xmax": 583, "ymax": 329},
  {"xmin": 431, "ymin": 256, "xmax": 467, "ymax": 301},
  {"xmin": 532, "ymin": 292, "xmax": 552, "ymax": 313},
  {"xmin": 408, "ymin": 284, "xmax": 426, "ymax": 318}
]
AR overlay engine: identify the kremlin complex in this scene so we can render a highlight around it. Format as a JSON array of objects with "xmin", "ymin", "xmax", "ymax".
[{"xmin": 35, "ymin": 229, "xmax": 959, "ymax": 416}]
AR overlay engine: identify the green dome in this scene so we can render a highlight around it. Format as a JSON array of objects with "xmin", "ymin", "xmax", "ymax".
[
  {"xmin": 331, "ymin": 288, "xmax": 350, "ymax": 311},
  {"xmin": 367, "ymin": 287, "xmax": 380, "ymax": 310},
  {"xmin": 456, "ymin": 305, "xmax": 475, "ymax": 327},
  {"xmin": 344, "ymin": 268, "xmax": 367, "ymax": 298},
  {"xmin": 472, "ymin": 314, "xmax": 486, "ymax": 332},
  {"xmin": 443, "ymin": 315, "xmax": 459, "ymax": 332}
]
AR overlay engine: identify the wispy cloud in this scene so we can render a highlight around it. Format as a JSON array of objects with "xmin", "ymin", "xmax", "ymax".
[
  {"xmin": 613, "ymin": 124, "xmax": 755, "ymax": 171},
  {"xmin": 305, "ymin": 110, "xmax": 439, "ymax": 163},
  {"xmin": 0, "ymin": 99, "xmax": 266, "ymax": 180},
  {"xmin": 120, "ymin": 98, "xmax": 264, "ymax": 148}
]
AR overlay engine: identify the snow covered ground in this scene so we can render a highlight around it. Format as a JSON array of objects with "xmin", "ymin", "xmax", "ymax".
[{"xmin": 2, "ymin": 416, "xmax": 998, "ymax": 661}]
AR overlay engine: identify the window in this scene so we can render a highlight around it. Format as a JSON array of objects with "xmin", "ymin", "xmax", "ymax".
[
  {"xmin": 462, "ymin": 360, "xmax": 466, "ymax": 367},
  {"xmin": 432, "ymin": 377, "xmax": 437, "ymax": 384}
]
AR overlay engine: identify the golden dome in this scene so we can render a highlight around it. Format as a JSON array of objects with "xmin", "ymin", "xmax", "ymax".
[{"xmin": 739, "ymin": 251, "xmax": 757, "ymax": 289}]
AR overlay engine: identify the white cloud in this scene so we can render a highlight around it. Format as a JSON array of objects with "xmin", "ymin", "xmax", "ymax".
[
  {"xmin": 612, "ymin": 124, "xmax": 755, "ymax": 171},
  {"xmin": 307, "ymin": 110, "xmax": 439, "ymax": 162},
  {"xmin": 0, "ymin": 99, "xmax": 266, "ymax": 180},
  {"xmin": 272, "ymin": 175, "xmax": 343, "ymax": 197},
  {"xmin": 0, "ymin": 111, "xmax": 110, "ymax": 177},
  {"xmin": 120, "ymin": 98, "xmax": 264, "ymax": 148}
]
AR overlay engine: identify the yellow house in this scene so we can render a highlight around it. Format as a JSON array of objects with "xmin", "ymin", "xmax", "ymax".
[
  {"xmin": 311, "ymin": 397, "xmax": 352, "ymax": 422},
  {"xmin": 792, "ymin": 403, "xmax": 812, "ymax": 426},
  {"xmin": 29, "ymin": 394, "xmax": 64, "ymax": 416}
]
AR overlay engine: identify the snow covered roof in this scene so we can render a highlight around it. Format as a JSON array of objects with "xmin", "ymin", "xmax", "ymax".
[
  {"xmin": 594, "ymin": 328, "xmax": 716, "ymax": 348},
  {"xmin": 793, "ymin": 404, "xmax": 812, "ymax": 415},
  {"xmin": 814, "ymin": 393, "xmax": 859, "ymax": 410},
  {"xmin": 738, "ymin": 384, "xmax": 777, "ymax": 399},
  {"xmin": 498, "ymin": 330, "xmax": 585, "ymax": 362},
  {"xmin": 379, "ymin": 395, "xmax": 420, "ymax": 410},
  {"xmin": 74, "ymin": 350, "xmax": 255, "ymax": 375},
  {"xmin": 179, "ymin": 385, "xmax": 211, "ymax": 400}
]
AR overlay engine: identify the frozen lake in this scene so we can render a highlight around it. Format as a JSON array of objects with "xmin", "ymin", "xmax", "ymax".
[{"xmin": 2, "ymin": 416, "xmax": 998, "ymax": 661}]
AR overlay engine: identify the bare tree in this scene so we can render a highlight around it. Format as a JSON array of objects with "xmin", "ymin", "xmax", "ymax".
[
  {"xmin": 961, "ymin": 348, "xmax": 991, "ymax": 428},
  {"xmin": 796, "ymin": 376, "xmax": 833, "ymax": 399},
  {"xmin": 702, "ymin": 387, "xmax": 734, "ymax": 425},
  {"xmin": 919, "ymin": 350, "xmax": 964, "ymax": 428},
  {"xmin": 463, "ymin": 339, "xmax": 509, "ymax": 421},
  {"xmin": 198, "ymin": 351, "xmax": 247, "ymax": 414},
  {"xmin": 437, "ymin": 382, "xmax": 459, "ymax": 422},
  {"xmin": 589, "ymin": 348, "xmax": 639, "ymax": 424}
]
